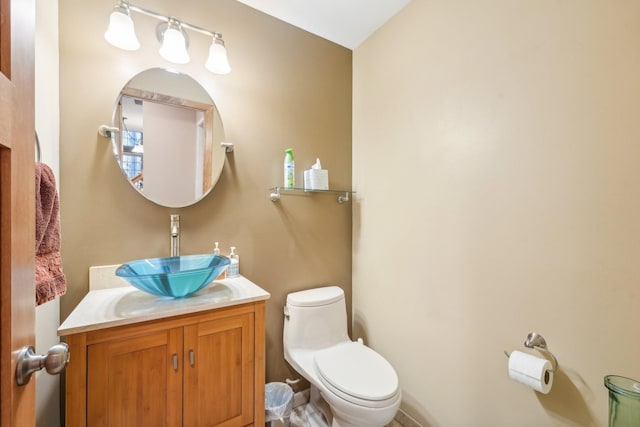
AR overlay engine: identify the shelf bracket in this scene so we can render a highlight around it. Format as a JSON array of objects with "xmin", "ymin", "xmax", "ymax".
[
  {"xmin": 270, "ymin": 188, "xmax": 281, "ymax": 202},
  {"xmin": 338, "ymin": 192, "xmax": 349, "ymax": 204}
]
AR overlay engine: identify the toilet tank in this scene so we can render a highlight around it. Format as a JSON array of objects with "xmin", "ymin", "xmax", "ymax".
[{"xmin": 284, "ymin": 286, "xmax": 350, "ymax": 351}]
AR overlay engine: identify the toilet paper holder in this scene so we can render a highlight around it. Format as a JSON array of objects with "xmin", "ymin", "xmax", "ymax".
[{"xmin": 504, "ymin": 332, "xmax": 559, "ymax": 373}]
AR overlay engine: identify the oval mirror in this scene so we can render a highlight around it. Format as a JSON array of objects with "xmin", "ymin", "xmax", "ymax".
[{"xmin": 110, "ymin": 68, "xmax": 226, "ymax": 208}]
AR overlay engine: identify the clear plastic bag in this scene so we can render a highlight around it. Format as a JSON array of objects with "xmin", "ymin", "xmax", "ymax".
[{"xmin": 265, "ymin": 382, "xmax": 294, "ymax": 422}]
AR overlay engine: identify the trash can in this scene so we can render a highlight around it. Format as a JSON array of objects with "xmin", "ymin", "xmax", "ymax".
[
  {"xmin": 265, "ymin": 382, "xmax": 294, "ymax": 427},
  {"xmin": 605, "ymin": 375, "xmax": 640, "ymax": 427}
]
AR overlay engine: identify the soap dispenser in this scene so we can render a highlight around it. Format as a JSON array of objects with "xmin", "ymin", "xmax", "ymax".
[
  {"xmin": 227, "ymin": 246, "xmax": 240, "ymax": 278},
  {"xmin": 213, "ymin": 242, "xmax": 227, "ymax": 280}
]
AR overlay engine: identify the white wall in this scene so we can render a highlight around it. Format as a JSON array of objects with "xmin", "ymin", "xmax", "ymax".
[
  {"xmin": 35, "ymin": 0, "xmax": 60, "ymax": 426},
  {"xmin": 143, "ymin": 101, "xmax": 198, "ymax": 207},
  {"xmin": 353, "ymin": 1, "xmax": 640, "ymax": 426}
]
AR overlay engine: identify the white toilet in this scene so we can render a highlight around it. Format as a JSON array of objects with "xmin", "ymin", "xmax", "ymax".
[{"xmin": 283, "ymin": 286, "xmax": 401, "ymax": 427}]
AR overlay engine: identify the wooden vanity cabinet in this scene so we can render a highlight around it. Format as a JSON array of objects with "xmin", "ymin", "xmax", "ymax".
[
  {"xmin": 87, "ymin": 327, "xmax": 183, "ymax": 426},
  {"xmin": 63, "ymin": 301, "xmax": 265, "ymax": 427}
]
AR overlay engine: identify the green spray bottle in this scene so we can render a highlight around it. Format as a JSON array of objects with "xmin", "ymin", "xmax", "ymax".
[{"xmin": 284, "ymin": 148, "xmax": 295, "ymax": 188}]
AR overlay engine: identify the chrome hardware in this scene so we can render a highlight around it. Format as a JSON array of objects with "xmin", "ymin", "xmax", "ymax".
[
  {"xmin": 269, "ymin": 187, "xmax": 354, "ymax": 203},
  {"xmin": 172, "ymin": 354, "xmax": 178, "ymax": 371},
  {"xmin": 270, "ymin": 188, "xmax": 281, "ymax": 202},
  {"xmin": 189, "ymin": 350, "xmax": 195, "ymax": 366},
  {"xmin": 283, "ymin": 305, "xmax": 290, "ymax": 320},
  {"xmin": 220, "ymin": 141, "xmax": 234, "ymax": 152},
  {"xmin": 98, "ymin": 124, "xmax": 120, "ymax": 138},
  {"xmin": 16, "ymin": 343, "xmax": 70, "ymax": 386},
  {"xmin": 504, "ymin": 332, "xmax": 559, "ymax": 373},
  {"xmin": 170, "ymin": 214, "xmax": 180, "ymax": 257},
  {"xmin": 524, "ymin": 332, "xmax": 559, "ymax": 373}
]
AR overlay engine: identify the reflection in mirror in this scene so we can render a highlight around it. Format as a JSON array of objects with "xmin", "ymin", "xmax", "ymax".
[{"xmin": 111, "ymin": 68, "xmax": 226, "ymax": 208}]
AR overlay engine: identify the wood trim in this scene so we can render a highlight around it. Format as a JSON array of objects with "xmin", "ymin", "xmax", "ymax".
[
  {"xmin": 63, "ymin": 334, "xmax": 87, "ymax": 427},
  {"xmin": 167, "ymin": 327, "xmax": 183, "ymax": 426},
  {"xmin": 182, "ymin": 323, "xmax": 198, "ymax": 427},
  {"xmin": 114, "ymin": 100, "xmax": 122, "ymax": 159},
  {"xmin": 254, "ymin": 301, "xmax": 266, "ymax": 426},
  {"xmin": 202, "ymin": 106, "xmax": 215, "ymax": 192},
  {"xmin": 0, "ymin": 0, "xmax": 11, "ymax": 79},
  {"xmin": 0, "ymin": 146, "xmax": 11, "ymax": 427},
  {"xmin": 0, "ymin": 0, "xmax": 35, "ymax": 425},
  {"xmin": 83, "ymin": 302, "xmax": 257, "ymax": 345},
  {"xmin": 0, "ymin": 77, "xmax": 12, "ymax": 148},
  {"xmin": 121, "ymin": 87, "xmax": 213, "ymax": 111}
]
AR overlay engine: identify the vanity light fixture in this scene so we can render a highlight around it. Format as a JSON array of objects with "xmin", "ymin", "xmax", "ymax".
[
  {"xmin": 104, "ymin": 2, "xmax": 140, "ymax": 51},
  {"xmin": 158, "ymin": 18, "xmax": 190, "ymax": 64},
  {"xmin": 205, "ymin": 35, "xmax": 231, "ymax": 74},
  {"xmin": 104, "ymin": 0, "xmax": 231, "ymax": 74}
]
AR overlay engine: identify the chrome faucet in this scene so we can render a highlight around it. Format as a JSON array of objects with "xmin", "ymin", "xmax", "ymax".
[{"xmin": 170, "ymin": 214, "xmax": 180, "ymax": 257}]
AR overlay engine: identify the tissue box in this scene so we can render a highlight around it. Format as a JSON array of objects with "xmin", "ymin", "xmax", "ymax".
[{"xmin": 304, "ymin": 169, "xmax": 329, "ymax": 190}]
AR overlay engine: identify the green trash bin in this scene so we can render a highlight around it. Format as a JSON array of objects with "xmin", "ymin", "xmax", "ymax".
[{"xmin": 604, "ymin": 375, "xmax": 640, "ymax": 427}]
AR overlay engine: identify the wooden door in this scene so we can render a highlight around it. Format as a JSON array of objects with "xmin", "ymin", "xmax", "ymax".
[
  {"xmin": 183, "ymin": 313, "xmax": 255, "ymax": 427},
  {"xmin": 87, "ymin": 329, "xmax": 183, "ymax": 427},
  {"xmin": 0, "ymin": 0, "xmax": 36, "ymax": 425}
]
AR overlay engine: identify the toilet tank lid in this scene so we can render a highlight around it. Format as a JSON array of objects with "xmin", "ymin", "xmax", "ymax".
[{"xmin": 287, "ymin": 286, "xmax": 344, "ymax": 307}]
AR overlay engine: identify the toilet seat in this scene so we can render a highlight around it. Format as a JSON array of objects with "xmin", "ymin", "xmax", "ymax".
[{"xmin": 313, "ymin": 342, "xmax": 399, "ymax": 408}]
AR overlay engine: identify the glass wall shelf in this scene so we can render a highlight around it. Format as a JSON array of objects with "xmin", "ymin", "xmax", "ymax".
[{"xmin": 269, "ymin": 187, "xmax": 354, "ymax": 204}]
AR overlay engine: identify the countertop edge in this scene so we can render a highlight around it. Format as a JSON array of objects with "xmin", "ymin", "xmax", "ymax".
[{"xmin": 58, "ymin": 276, "xmax": 270, "ymax": 336}]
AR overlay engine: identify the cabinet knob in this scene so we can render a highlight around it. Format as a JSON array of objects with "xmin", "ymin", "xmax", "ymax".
[
  {"xmin": 189, "ymin": 350, "xmax": 195, "ymax": 366},
  {"xmin": 172, "ymin": 354, "xmax": 178, "ymax": 371}
]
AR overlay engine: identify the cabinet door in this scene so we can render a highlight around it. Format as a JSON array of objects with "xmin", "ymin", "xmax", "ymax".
[
  {"xmin": 87, "ymin": 328, "xmax": 183, "ymax": 427},
  {"xmin": 184, "ymin": 313, "xmax": 255, "ymax": 427}
]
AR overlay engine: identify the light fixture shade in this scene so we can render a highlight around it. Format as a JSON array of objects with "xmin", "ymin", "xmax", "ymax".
[
  {"xmin": 205, "ymin": 37, "xmax": 231, "ymax": 75},
  {"xmin": 104, "ymin": 5, "xmax": 140, "ymax": 51},
  {"xmin": 159, "ymin": 24, "xmax": 190, "ymax": 64}
]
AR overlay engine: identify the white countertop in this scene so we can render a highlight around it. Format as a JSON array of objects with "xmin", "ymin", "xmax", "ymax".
[{"xmin": 58, "ymin": 275, "xmax": 270, "ymax": 336}]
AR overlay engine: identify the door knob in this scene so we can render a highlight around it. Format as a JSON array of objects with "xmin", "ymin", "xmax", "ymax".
[{"xmin": 16, "ymin": 343, "xmax": 70, "ymax": 386}]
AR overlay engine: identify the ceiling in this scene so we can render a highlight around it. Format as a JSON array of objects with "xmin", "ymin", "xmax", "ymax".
[{"xmin": 234, "ymin": 0, "xmax": 412, "ymax": 49}]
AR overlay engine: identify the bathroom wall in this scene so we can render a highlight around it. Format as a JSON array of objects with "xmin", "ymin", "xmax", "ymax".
[
  {"xmin": 58, "ymin": 0, "xmax": 352, "ymax": 384},
  {"xmin": 35, "ymin": 0, "xmax": 60, "ymax": 425},
  {"xmin": 353, "ymin": 1, "xmax": 640, "ymax": 426}
]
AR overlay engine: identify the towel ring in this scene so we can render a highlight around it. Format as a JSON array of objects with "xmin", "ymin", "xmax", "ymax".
[{"xmin": 504, "ymin": 332, "xmax": 559, "ymax": 373}]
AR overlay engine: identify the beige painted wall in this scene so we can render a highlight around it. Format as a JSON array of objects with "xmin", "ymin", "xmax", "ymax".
[
  {"xmin": 58, "ymin": 0, "xmax": 352, "ymax": 384},
  {"xmin": 353, "ymin": 1, "xmax": 640, "ymax": 426}
]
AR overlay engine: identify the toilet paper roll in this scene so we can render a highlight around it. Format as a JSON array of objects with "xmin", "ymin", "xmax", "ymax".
[{"xmin": 508, "ymin": 350, "xmax": 553, "ymax": 394}]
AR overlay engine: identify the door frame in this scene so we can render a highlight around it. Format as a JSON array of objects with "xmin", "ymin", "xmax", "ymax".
[{"xmin": 0, "ymin": 0, "xmax": 37, "ymax": 425}]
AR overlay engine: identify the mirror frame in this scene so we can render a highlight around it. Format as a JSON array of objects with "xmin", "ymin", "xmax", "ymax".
[{"xmin": 110, "ymin": 68, "xmax": 226, "ymax": 208}]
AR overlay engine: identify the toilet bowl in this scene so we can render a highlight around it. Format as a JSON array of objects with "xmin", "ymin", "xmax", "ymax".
[{"xmin": 283, "ymin": 286, "xmax": 401, "ymax": 427}]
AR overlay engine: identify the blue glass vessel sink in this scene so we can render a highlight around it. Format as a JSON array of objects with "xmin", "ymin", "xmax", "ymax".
[{"xmin": 116, "ymin": 254, "xmax": 230, "ymax": 298}]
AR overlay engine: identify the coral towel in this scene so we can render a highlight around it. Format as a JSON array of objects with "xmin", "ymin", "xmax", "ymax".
[{"xmin": 35, "ymin": 163, "xmax": 66, "ymax": 306}]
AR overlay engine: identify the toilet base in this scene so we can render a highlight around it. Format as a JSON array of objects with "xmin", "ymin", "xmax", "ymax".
[
  {"xmin": 310, "ymin": 385, "xmax": 333, "ymax": 425},
  {"xmin": 308, "ymin": 384, "xmax": 397, "ymax": 427},
  {"xmin": 331, "ymin": 416, "xmax": 362, "ymax": 427},
  {"xmin": 308, "ymin": 385, "xmax": 360, "ymax": 427}
]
